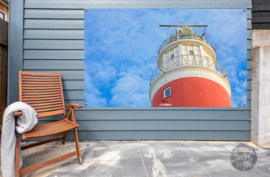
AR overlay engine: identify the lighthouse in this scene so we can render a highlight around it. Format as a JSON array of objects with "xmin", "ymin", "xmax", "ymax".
[{"xmin": 149, "ymin": 24, "xmax": 232, "ymax": 107}]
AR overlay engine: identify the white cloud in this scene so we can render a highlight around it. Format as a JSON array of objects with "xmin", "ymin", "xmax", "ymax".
[
  {"xmin": 85, "ymin": 93, "xmax": 107, "ymax": 107},
  {"xmin": 85, "ymin": 61, "xmax": 116, "ymax": 84},
  {"xmin": 84, "ymin": 65, "xmax": 110, "ymax": 107},
  {"xmin": 239, "ymin": 70, "xmax": 247, "ymax": 78},
  {"xmin": 110, "ymin": 93, "xmax": 150, "ymax": 107},
  {"xmin": 110, "ymin": 73, "xmax": 150, "ymax": 107}
]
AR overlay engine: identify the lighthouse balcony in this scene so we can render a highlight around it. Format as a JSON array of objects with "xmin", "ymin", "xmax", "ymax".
[
  {"xmin": 149, "ymin": 54, "xmax": 228, "ymax": 86},
  {"xmin": 158, "ymin": 33, "xmax": 214, "ymax": 55}
]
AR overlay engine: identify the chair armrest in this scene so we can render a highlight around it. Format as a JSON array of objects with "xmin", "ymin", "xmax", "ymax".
[
  {"xmin": 65, "ymin": 104, "xmax": 82, "ymax": 123},
  {"xmin": 65, "ymin": 104, "xmax": 83, "ymax": 108},
  {"xmin": 14, "ymin": 111, "xmax": 23, "ymax": 117}
]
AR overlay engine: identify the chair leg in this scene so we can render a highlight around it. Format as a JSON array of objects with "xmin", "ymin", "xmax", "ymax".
[
  {"xmin": 16, "ymin": 136, "xmax": 20, "ymax": 177},
  {"xmin": 73, "ymin": 128, "xmax": 82, "ymax": 164},
  {"xmin": 62, "ymin": 131, "xmax": 68, "ymax": 145}
]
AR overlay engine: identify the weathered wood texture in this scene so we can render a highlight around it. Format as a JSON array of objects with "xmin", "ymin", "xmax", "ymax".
[
  {"xmin": 252, "ymin": 0, "xmax": 270, "ymax": 29},
  {"xmin": 9, "ymin": 0, "xmax": 254, "ymax": 140},
  {"xmin": 20, "ymin": 71, "xmax": 66, "ymax": 118},
  {"xmin": 0, "ymin": 19, "xmax": 8, "ymax": 130},
  {"xmin": 15, "ymin": 71, "xmax": 83, "ymax": 176}
]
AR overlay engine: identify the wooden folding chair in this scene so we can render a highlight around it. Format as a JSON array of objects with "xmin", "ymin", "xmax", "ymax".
[{"xmin": 14, "ymin": 71, "xmax": 83, "ymax": 177}]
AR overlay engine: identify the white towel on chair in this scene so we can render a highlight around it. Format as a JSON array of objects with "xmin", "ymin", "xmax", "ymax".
[{"xmin": 1, "ymin": 102, "xmax": 38, "ymax": 177}]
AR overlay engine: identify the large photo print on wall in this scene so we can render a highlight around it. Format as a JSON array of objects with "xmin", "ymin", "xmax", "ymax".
[{"xmin": 84, "ymin": 9, "xmax": 247, "ymax": 107}]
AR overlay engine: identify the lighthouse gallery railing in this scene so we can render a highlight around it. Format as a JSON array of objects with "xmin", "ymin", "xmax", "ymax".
[
  {"xmin": 150, "ymin": 55, "xmax": 228, "ymax": 86},
  {"xmin": 158, "ymin": 33, "xmax": 214, "ymax": 54}
]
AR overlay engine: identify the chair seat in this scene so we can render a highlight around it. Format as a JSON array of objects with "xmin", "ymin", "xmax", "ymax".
[{"xmin": 22, "ymin": 118, "xmax": 79, "ymax": 140}]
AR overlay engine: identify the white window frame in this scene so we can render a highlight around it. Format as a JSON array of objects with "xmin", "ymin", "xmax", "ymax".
[{"xmin": 0, "ymin": 10, "xmax": 7, "ymax": 21}]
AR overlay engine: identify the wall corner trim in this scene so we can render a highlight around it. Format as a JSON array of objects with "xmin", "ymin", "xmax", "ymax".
[{"xmin": 8, "ymin": 0, "xmax": 24, "ymax": 105}]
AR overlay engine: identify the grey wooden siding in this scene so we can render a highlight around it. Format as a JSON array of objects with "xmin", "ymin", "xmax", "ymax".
[{"xmin": 10, "ymin": 0, "xmax": 252, "ymax": 140}]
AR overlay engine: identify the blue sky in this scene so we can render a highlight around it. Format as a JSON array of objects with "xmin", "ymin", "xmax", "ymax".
[{"xmin": 84, "ymin": 9, "xmax": 247, "ymax": 107}]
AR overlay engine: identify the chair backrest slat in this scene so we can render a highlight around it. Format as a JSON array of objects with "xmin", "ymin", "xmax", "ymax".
[{"xmin": 19, "ymin": 71, "xmax": 66, "ymax": 118}]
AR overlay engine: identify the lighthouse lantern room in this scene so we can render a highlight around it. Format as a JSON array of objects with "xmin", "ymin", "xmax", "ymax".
[{"xmin": 149, "ymin": 24, "xmax": 232, "ymax": 107}]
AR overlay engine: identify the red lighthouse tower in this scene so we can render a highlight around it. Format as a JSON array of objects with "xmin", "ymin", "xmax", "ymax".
[{"xmin": 149, "ymin": 25, "xmax": 232, "ymax": 107}]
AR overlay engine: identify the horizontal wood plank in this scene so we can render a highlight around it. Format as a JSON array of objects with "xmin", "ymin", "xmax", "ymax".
[
  {"xmin": 64, "ymin": 90, "xmax": 84, "ymax": 100},
  {"xmin": 24, "ymin": 0, "xmax": 252, "ymax": 9},
  {"xmin": 40, "ymin": 109, "xmax": 251, "ymax": 121},
  {"xmin": 252, "ymin": 23, "xmax": 270, "ymax": 29},
  {"xmin": 62, "ymin": 80, "xmax": 84, "ymax": 90},
  {"xmin": 80, "ymin": 120, "xmax": 251, "ymax": 131},
  {"xmin": 24, "ymin": 30, "xmax": 84, "ymax": 39},
  {"xmin": 24, "ymin": 8, "xmax": 252, "ymax": 20},
  {"xmin": 23, "ymin": 70, "xmax": 84, "ymax": 80},
  {"xmin": 24, "ymin": 50, "xmax": 84, "ymax": 59},
  {"xmin": 24, "ymin": 19, "xmax": 84, "ymax": 29},
  {"xmin": 252, "ymin": 17, "xmax": 270, "ymax": 23},
  {"xmin": 252, "ymin": 11, "xmax": 270, "ymax": 16},
  {"xmin": 252, "ymin": 0, "xmax": 270, "ymax": 29},
  {"xmin": 24, "ymin": 40, "xmax": 84, "ymax": 49},
  {"xmin": 28, "ymin": 130, "xmax": 250, "ymax": 141},
  {"xmin": 24, "ymin": 9, "xmax": 84, "ymax": 19},
  {"xmin": 24, "ymin": 60, "xmax": 84, "ymax": 69},
  {"xmin": 252, "ymin": 1, "xmax": 270, "ymax": 11},
  {"xmin": 37, "ymin": 120, "xmax": 251, "ymax": 131},
  {"xmin": 76, "ymin": 130, "xmax": 251, "ymax": 140}
]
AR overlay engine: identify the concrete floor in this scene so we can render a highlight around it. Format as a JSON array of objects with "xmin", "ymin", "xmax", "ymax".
[{"xmin": 1, "ymin": 141, "xmax": 270, "ymax": 177}]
